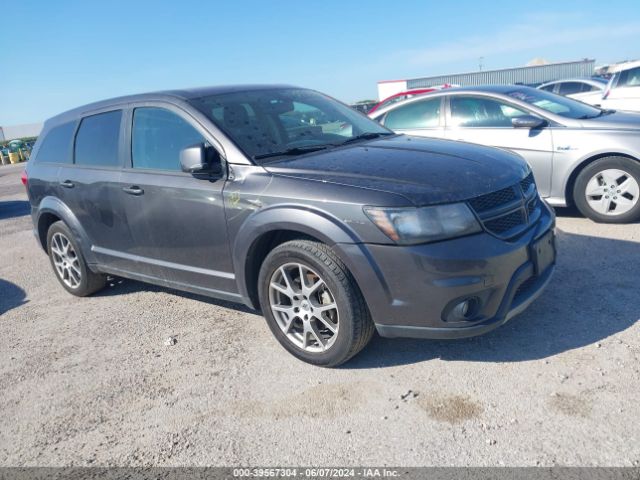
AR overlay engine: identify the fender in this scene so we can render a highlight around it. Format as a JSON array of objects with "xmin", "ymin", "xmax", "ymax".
[
  {"xmin": 232, "ymin": 204, "xmax": 392, "ymax": 310},
  {"xmin": 35, "ymin": 196, "xmax": 97, "ymax": 265},
  {"xmin": 559, "ymin": 148, "xmax": 640, "ymax": 201}
]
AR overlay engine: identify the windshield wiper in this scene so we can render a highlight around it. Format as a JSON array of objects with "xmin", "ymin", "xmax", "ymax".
[
  {"xmin": 339, "ymin": 132, "xmax": 393, "ymax": 145},
  {"xmin": 253, "ymin": 145, "xmax": 330, "ymax": 160},
  {"xmin": 580, "ymin": 109, "xmax": 616, "ymax": 119}
]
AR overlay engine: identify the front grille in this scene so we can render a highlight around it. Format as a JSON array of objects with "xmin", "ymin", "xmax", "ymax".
[
  {"xmin": 520, "ymin": 172, "xmax": 535, "ymax": 193},
  {"xmin": 467, "ymin": 174, "xmax": 540, "ymax": 239},
  {"xmin": 468, "ymin": 186, "xmax": 517, "ymax": 213},
  {"xmin": 484, "ymin": 210, "xmax": 525, "ymax": 234}
]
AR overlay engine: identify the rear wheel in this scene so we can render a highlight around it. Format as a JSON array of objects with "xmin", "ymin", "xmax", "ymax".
[
  {"xmin": 47, "ymin": 221, "xmax": 107, "ymax": 296},
  {"xmin": 573, "ymin": 156, "xmax": 640, "ymax": 223},
  {"xmin": 258, "ymin": 240, "xmax": 374, "ymax": 367}
]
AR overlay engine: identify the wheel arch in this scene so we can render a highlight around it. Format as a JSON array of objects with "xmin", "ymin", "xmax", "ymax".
[
  {"xmin": 35, "ymin": 197, "xmax": 95, "ymax": 263},
  {"xmin": 232, "ymin": 206, "xmax": 383, "ymax": 311},
  {"xmin": 564, "ymin": 152, "xmax": 640, "ymax": 206}
]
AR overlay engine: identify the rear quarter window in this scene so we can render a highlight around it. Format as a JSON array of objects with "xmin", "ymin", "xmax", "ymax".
[
  {"xmin": 74, "ymin": 110, "xmax": 123, "ymax": 167},
  {"xmin": 33, "ymin": 122, "xmax": 76, "ymax": 164}
]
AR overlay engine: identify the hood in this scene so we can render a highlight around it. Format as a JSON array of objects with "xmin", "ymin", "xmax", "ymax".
[
  {"xmin": 582, "ymin": 111, "xmax": 640, "ymax": 130},
  {"xmin": 263, "ymin": 135, "xmax": 530, "ymax": 206}
]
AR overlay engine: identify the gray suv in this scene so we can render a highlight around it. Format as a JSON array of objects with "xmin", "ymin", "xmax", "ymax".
[{"xmin": 24, "ymin": 85, "xmax": 556, "ymax": 366}]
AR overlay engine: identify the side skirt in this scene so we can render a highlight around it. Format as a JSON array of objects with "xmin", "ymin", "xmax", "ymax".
[{"xmin": 94, "ymin": 264, "xmax": 248, "ymax": 306}]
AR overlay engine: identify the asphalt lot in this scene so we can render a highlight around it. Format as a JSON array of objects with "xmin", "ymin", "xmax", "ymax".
[{"xmin": 0, "ymin": 161, "xmax": 639, "ymax": 466}]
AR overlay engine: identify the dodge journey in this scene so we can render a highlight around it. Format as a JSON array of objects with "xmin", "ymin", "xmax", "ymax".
[{"xmin": 24, "ymin": 85, "xmax": 556, "ymax": 366}]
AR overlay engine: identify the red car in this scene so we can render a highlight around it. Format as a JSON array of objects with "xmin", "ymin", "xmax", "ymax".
[{"xmin": 369, "ymin": 85, "xmax": 455, "ymax": 114}]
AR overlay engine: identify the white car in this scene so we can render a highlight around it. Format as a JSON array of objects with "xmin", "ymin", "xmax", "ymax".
[
  {"xmin": 601, "ymin": 61, "xmax": 640, "ymax": 112},
  {"xmin": 537, "ymin": 78, "xmax": 608, "ymax": 106}
]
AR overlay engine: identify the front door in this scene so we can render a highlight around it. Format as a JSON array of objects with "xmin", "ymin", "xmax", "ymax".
[
  {"xmin": 118, "ymin": 106, "xmax": 236, "ymax": 296},
  {"xmin": 444, "ymin": 95, "xmax": 555, "ymax": 196}
]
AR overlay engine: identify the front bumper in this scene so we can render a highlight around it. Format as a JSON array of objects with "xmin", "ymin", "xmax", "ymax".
[{"xmin": 338, "ymin": 203, "xmax": 556, "ymax": 339}]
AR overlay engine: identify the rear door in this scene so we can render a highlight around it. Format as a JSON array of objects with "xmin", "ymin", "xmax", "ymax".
[
  {"xmin": 443, "ymin": 95, "xmax": 554, "ymax": 196},
  {"xmin": 57, "ymin": 109, "xmax": 140, "ymax": 272},
  {"xmin": 118, "ymin": 104, "xmax": 235, "ymax": 295},
  {"xmin": 375, "ymin": 97, "xmax": 445, "ymax": 139}
]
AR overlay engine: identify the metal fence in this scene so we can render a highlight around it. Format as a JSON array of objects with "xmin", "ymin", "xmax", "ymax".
[{"xmin": 407, "ymin": 59, "xmax": 595, "ymax": 89}]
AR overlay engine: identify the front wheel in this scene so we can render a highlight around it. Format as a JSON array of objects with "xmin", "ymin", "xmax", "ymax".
[
  {"xmin": 573, "ymin": 156, "xmax": 640, "ymax": 223},
  {"xmin": 258, "ymin": 240, "xmax": 374, "ymax": 367}
]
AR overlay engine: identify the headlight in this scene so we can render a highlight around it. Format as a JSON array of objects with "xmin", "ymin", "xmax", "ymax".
[{"xmin": 364, "ymin": 203, "xmax": 482, "ymax": 245}]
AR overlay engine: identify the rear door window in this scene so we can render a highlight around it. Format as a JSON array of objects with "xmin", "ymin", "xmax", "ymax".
[
  {"xmin": 131, "ymin": 107, "xmax": 205, "ymax": 171},
  {"xmin": 557, "ymin": 82, "xmax": 583, "ymax": 95},
  {"xmin": 34, "ymin": 122, "xmax": 76, "ymax": 164},
  {"xmin": 74, "ymin": 110, "xmax": 123, "ymax": 167},
  {"xmin": 383, "ymin": 98, "xmax": 441, "ymax": 129}
]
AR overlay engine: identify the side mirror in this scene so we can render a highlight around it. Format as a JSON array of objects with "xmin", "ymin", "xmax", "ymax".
[
  {"xmin": 180, "ymin": 143, "xmax": 222, "ymax": 175},
  {"xmin": 512, "ymin": 115, "xmax": 546, "ymax": 129}
]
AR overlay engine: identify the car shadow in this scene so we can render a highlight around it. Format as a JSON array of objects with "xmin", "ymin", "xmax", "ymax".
[
  {"xmin": 553, "ymin": 205, "xmax": 583, "ymax": 218},
  {"xmin": 84, "ymin": 229, "xmax": 638, "ymax": 369},
  {"xmin": 0, "ymin": 279, "xmax": 27, "ymax": 315},
  {"xmin": 344, "ymin": 229, "xmax": 640, "ymax": 368},
  {"xmin": 0, "ymin": 200, "xmax": 30, "ymax": 220},
  {"xmin": 553, "ymin": 205, "xmax": 640, "ymax": 224},
  {"xmin": 94, "ymin": 276, "xmax": 256, "ymax": 314}
]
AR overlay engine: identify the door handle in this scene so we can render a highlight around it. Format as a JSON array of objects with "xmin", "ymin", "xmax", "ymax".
[
  {"xmin": 122, "ymin": 186, "xmax": 144, "ymax": 196},
  {"xmin": 59, "ymin": 180, "xmax": 75, "ymax": 188}
]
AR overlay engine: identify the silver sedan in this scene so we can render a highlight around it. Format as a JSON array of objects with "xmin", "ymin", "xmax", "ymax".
[{"xmin": 369, "ymin": 86, "xmax": 640, "ymax": 223}]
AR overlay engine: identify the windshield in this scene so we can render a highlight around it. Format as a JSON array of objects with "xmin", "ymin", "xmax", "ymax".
[
  {"xmin": 189, "ymin": 88, "xmax": 391, "ymax": 162},
  {"xmin": 506, "ymin": 88, "xmax": 604, "ymax": 119}
]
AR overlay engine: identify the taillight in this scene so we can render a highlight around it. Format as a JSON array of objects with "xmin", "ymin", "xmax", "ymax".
[{"xmin": 21, "ymin": 170, "xmax": 28, "ymax": 187}]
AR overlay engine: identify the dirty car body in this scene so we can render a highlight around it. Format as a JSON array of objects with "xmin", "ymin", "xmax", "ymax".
[{"xmin": 25, "ymin": 85, "xmax": 556, "ymax": 366}]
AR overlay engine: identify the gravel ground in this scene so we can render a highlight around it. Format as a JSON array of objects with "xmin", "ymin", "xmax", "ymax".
[{"xmin": 1, "ymin": 162, "xmax": 639, "ymax": 467}]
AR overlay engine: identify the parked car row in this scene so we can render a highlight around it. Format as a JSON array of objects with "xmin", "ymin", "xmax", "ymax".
[
  {"xmin": 537, "ymin": 61, "xmax": 640, "ymax": 112},
  {"xmin": 369, "ymin": 84, "xmax": 640, "ymax": 224},
  {"xmin": 0, "ymin": 139, "xmax": 33, "ymax": 165},
  {"xmin": 537, "ymin": 77, "xmax": 608, "ymax": 105}
]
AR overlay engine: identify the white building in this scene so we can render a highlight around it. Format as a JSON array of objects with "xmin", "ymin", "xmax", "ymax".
[{"xmin": 377, "ymin": 59, "xmax": 596, "ymax": 100}]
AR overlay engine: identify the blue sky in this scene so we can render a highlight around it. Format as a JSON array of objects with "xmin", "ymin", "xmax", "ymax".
[{"xmin": 1, "ymin": 0, "xmax": 639, "ymax": 124}]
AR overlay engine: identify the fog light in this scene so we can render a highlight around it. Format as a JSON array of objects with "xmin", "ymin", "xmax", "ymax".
[
  {"xmin": 452, "ymin": 300, "xmax": 471, "ymax": 319},
  {"xmin": 448, "ymin": 297, "xmax": 479, "ymax": 322}
]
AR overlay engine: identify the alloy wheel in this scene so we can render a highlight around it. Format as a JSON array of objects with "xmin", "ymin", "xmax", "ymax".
[
  {"xmin": 585, "ymin": 168, "xmax": 639, "ymax": 216},
  {"xmin": 50, "ymin": 232, "xmax": 82, "ymax": 289},
  {"xmin": 268, "ymin": 262, "xmax": 339, "ymax": 353}
]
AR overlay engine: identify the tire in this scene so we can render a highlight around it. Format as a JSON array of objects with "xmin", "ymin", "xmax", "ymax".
[
  {"xmin": 46, "ymin": 221, "xmax": 106, "ymax": 296},
  {"xmin": 573, "ymin": 156, "xmax": 640, "ymax": 223},
  {"xmin": 258, "ymin": 240, "xmax": 374, "ymax": 367}
]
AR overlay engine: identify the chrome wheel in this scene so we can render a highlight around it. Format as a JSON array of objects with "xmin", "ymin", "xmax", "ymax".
[
  {"xmin": 50, "ymin": 232, "xmax": 82, "ymax": 289},
  {"xmin": 268, "ymin": 262, "xmax": 339, "ymax": 353},
  {"xmin": 585, "ymin": 168, "xmax": 639, "ymax": 216}
]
